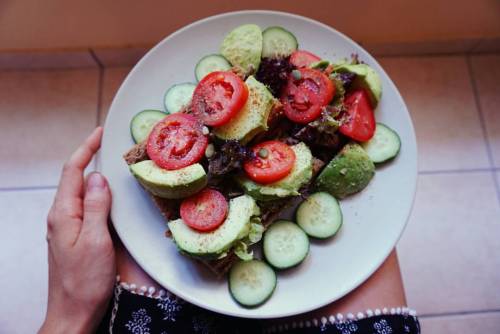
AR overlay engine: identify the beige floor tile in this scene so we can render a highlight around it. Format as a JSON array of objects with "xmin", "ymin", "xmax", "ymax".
[
  {"xmin": 99, "ymin": 67, "xmax": 132, "ymax": 125},
  {"xmin": 397, "ymin": 172, "xmax": 500, "ymax": 314},
  {"xmin": 421, "ymin": 312, "xmax": 500, "ymax": 334},
  {"xmin": 470, "ymin": 54, "xmax": 500, "ymax": 167},
  {"xmin": 379, "ymin": 56, "xmax": 490, "ymax": 171},
  {"xmin": 0, "ymin": 69, "xmax": 99, "ymax": 188},
  {"xmin": 0, "ymin": 190, "xmax": 53, "ymax": 334}
]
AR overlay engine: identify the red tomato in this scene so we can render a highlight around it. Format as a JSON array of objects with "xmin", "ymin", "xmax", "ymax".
[
  {"xmin": 243, "ymin": 140, "xmax": 296, "ymax": 184},
  {"xmin": 191, "ymin": 71, "xmax": 248, "ymax": 127},
  {"xmin": 147, "ymin": 113, "xmax": 208, "ymax": 170},
  {"xmin": 290, "ymin": 50, "xmax": 321, "ymax": 68},
  {"xmin": 339, "ymin": 89, "xmax": 376, "ymax": 142},
  {"xmin": 180, "ymin": 188, "xmax": 228, "ymax": 232},
  {"xmin": 281, "ymin": 68, "xmax": 335, "ymax": 124}
]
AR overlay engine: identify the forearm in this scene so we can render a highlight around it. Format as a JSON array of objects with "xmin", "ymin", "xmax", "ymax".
[{"xmin": 39, "ymin": 302, "xmax": 98, "ymax": 334}]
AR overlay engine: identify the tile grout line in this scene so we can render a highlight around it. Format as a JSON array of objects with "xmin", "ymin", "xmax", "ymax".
[
  {"xmin": 89, "ymin": 48, "xmax": 105, "ymax": 171},
  {"xmin": 418, "ymin": 167, "xmax": 494, "ymax": 175},
  {"xmin": 89, "ymin": 48, "xmax": 104, "ymax": 125},
  {"xmin": 465, "ymin": 55, "xmax": 500, "ymax": 205},
  {"xmin": 419, "ymin": 308, "xmax": 500, "ymax": 319},
  {"xmin": 465, "ymin": 56, "xmax": 496, "ymax": 167},
  {"xmin": 0, "ymin": 185, "xmax": 57, "ymax": 192},
  {"xmin": 88, "ymin": 48, "xmax": 104, "ymax": 68},
  {"xmin": 0, "ymin": 66, "xmax": 99, "ymax": 73}
]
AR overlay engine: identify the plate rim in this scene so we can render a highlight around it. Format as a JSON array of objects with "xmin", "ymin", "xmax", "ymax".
[{"xmin": 101, "ymin": 9, "xmax": 418, "ymax": 318}]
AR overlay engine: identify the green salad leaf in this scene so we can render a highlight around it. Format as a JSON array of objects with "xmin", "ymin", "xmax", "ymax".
[
  {"xmin": 234, "ymin": 241, "xmax": 253, "ymax": 261},
  {"xmin": 248, "ymin": 219, "xmax": 265, "ymax": 244}
]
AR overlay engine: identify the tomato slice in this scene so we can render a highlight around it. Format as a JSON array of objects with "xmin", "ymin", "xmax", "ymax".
[
  {"xmin": 281, "ymin": 68, "xmax": 335, "ymax": 124},
  {"xmin": 290, "ymin": 50, "xmax": 321, "ymax": 68},
  {"xmin": 191, "ymin": 71, "xmax": 248, "ymax": 127},
  {"xmin": 180, "ymin": 188, "xmax": 228, "ymax": 232},
  {"xmin": 147, "ymin": 113, "xmax": 208, "ymax": 170},
  {"xmin": 243, "ymin": 140, "xmax": 296, "ymax": 184},
  {"xmin": 339, "ymin": 89, "xmax": 376, "ymax": 142}
]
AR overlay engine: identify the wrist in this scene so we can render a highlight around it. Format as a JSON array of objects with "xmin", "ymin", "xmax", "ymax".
[{"xmin": 39, "ymin": 302, "xmax": 101, "ymax": 334}]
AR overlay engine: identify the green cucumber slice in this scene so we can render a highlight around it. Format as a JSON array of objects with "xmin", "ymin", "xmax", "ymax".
[
  {"xmin": 195, "ymin": 54, "xmax": 231, "ymax": 81},
  {"xmin": 129, "ymin": 109, "xmax": 166, "ymax": 143},
  {"xmin": 262, "ymin": 26, "xmax": 298, "ymax": 58},
  {"xmin": 296, "ymin": 192, "xmax": 342, "ymax": 239},
  {"xmin": 229, "ymin": 260, "xmax": 277, "ymax": 307},
  {"xmin": 263, "ymin": 220, "xmax": 309, "ymax": 269},
  {"xmin": 163, "ymin": 83, "xmax": 196, "ymax": 114},
  {"xmin": 361, "ymin": 123, "xmax": 401, "ymax": 163}
]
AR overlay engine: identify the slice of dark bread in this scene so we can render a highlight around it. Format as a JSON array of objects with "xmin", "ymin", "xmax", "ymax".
[{"xmin": 123, "ymin": 142, "xmax": 324, "ymax": 277}]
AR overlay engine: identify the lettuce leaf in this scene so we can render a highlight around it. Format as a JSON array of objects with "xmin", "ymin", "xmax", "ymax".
[
  {"xmin": 234, "ymin": 241, "xmax": 253, "ymax": 261},
  {"xmin": 248, "ymin": 219, "xmax": 264, "ymax": 244}
]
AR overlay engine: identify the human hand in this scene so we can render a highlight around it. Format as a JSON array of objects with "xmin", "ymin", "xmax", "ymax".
[{"xmin": 39, "ymin": 127, "xmax": 116, "ymax": 334}]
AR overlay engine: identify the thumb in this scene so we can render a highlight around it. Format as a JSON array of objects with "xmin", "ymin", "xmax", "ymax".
[{"xmin": 81, "ymin": 172, "xmax": 112, "ymax": 238}]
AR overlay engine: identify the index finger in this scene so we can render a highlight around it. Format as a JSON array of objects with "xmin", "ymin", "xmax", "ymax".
[{"xmin": 54, "ymin": 127, "xmax": 103, "ymax": 211}]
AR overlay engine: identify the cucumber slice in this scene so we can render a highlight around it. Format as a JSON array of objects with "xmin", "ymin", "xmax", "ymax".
[
  {"xmin": 362, "ymin": 123, "xmax": 401, "ymax": 163},
  {"xmin": 195, "ymin": 54, "xmax": 231, "ymax": 81},
  {"xmin": 129, "ymin": 110, "xmax": 166, "ymax": 143},
  {"xmin": 163, "ymin": 83, "xmax": 196, "ymax": 114},
  {"xmin": 263, "ymin": 220, "xmax": 309, "ymax": 269},
  {"xmin": 262, "ymin": 26, "xmax": 298, "ymax": 58},
  {"xmin": 229, "ymin": 260, "xmax": 277, "ymax": 307},
  {"xmin": 296, "ymin": 192, "xmax": 342, "ymax": 239}
]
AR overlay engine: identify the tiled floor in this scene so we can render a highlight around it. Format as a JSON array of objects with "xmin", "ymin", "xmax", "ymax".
[
  {"xmin": 1, "ymin": 54, "xmax": 499, "ymax": 333},
  {"xmin": 0, "ymin": 69, "xmax": 99, "ymax": 188}
]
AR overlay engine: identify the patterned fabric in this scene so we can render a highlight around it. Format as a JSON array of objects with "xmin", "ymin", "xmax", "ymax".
[{"xmin": 97, "ymin": 285, "xmax": 420, "ymax": 334}]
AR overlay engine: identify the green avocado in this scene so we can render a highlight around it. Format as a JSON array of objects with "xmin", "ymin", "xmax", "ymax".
[
  {"xmin": 314, "ymin": 143, "xmax": 375, "ymax": 198},
  {"xmin": 220, "ymin": 24, "xmax": 262, "ymax": 75},
  {"xmin": 213, "ymin": 76, "xmax": 275, "ymax": 144},
  {"xmin": 335, "ymin": 63, "xmax": 382, "ymax": 107},
  {"xmin": 130, "ymin": 160, "xmax": 207, "ymax": 199},
  {"xmin": 236, "ymin": 142, "xmax": 313, "ymax": 201},
  {"xmin": 167, "ymin": 195, "xmax": 260, "ymax": 259}
]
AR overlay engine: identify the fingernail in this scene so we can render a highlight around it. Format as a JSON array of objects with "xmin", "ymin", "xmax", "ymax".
[{"xmin": 88, "ymin": 173, "xmax": 106, "ymax": 191}]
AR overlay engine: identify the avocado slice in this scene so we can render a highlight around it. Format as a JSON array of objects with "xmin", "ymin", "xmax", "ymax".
[
  {"xmin": 314, "ymin": 142, "xmax": 375, "ymax": 198},
  {"xmin": 220, "ymin": 24, "xmax": 263, "ymax": 75},
  {"xmin": 168, "ymin": 195, "xmax": 260, "ymax": 259},
  {"xmin": 213, "ymin": 76, "xmax": 275, "ymax": 144},
  {"xmin": 130, "ymin": 160, "xmax": 207, "ymax": 199},
  {"xmin": 335, "ymin": 63, "xmax": 382, "ymax": 107},
  {"xmin": 236, "ymin": 142, "xmax": 313, "ymax": 201}
]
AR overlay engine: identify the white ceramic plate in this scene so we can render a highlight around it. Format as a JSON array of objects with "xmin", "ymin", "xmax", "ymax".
[{"xmin": 101, "ymin": 10, "xmax": 417, "ymax": 318}]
